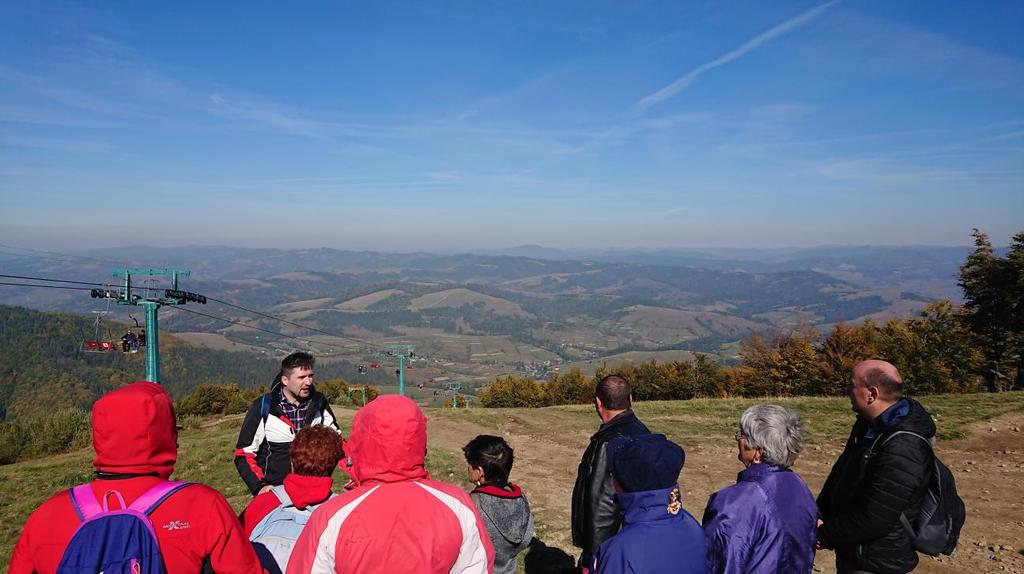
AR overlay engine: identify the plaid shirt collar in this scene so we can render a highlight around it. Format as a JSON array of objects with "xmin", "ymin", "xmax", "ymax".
[{"xmin": 278, "ymin": 392, "xmax": 312, "ymax": 429}]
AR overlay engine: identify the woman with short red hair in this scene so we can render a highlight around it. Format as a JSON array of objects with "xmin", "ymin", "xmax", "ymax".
[{"xmin": 240, "ymin": 425, "xmax": 344, "ymax": 574}]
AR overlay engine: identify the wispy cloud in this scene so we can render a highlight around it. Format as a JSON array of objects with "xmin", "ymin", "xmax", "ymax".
[
  {"xmin": 0, "ymin": 104, "xmax": 119, "ymax": 128},
  {"xmin": 207, "ymin": 92, "xmax": 328, "ymax": 136},
  {"xmin": 981, "ymin": 130, "xmax": 1024, "ymax": 143},
  {"xmin": 0, "ymin": 64, "xmax": 160, "ymax": 121},
  {"xmin": 0, "ymin": 135, "xmax": 111, "ymax": 152},
  {"xmin": 453, "ymin": 71, "xmax": 559, "ymax": 121},
  {"xmin": 811, "ymin": 157, "xmax": 1021, "ymax": 187},
  {"xmin": 634, "ymin": 1, "xmax": 839, "ymax": 113}
]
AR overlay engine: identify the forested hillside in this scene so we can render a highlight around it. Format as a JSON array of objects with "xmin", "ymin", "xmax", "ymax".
[{"xmin": 0, "ymin": 305, "xmax": 376, "ymax": 420}]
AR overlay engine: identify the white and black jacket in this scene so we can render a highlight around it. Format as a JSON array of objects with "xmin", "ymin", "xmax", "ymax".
[{"xmin": 233, "ymin": 383, "xmax": 340, "ymax": 495}]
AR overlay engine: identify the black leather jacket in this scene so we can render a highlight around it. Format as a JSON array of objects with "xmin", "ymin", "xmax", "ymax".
[
  {"xmin": 818, "ymin": 398, "xmax": 936, "ymax": 574},
  {"xmin": 570, "ymin": 410, "xmax": 650, "ymax": 556}
]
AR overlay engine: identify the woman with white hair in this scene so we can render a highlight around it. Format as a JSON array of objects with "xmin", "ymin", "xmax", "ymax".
[{"xmin": 702, "ymin": 404, "xmax": 818, "ymax": 574}]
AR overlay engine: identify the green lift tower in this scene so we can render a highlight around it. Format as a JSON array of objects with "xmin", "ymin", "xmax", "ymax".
[{"xmin": 91, "ymin": 269, "xmax": 205, "ymax": 385}]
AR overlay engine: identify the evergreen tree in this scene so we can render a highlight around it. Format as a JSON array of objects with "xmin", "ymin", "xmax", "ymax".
[
  {"xmin": 1007, "ymin": 231, "xmax": 1024, "ymax": 388},
  {"xmin": 958, "ymin": 229, "xmax": 1015, "ymax": 391}
]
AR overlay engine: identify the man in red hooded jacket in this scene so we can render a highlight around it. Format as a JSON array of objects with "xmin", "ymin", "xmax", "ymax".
[
  {"xmin": 8, "ymin": 381, "xmax": 262, "ymax": 574},
  {"xmin": 286, "ymin": 395, "xmax": 495, "ymax": 574}
]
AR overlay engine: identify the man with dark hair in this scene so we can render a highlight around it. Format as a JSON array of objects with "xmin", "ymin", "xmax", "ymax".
[
  {"xmin": 595, "ymin": 374, "xmax": 632, "ymax": 410},
  {"xmin": 818, "ymin": 359, "xmax": 936, "ymax": 574},
  {"xmin": 571, "ymin": 374, "xmax": 650, "ymax": 572},
  {"xmin": 235, "ymin": 351, "xmax": 341, "ymax": 495}
]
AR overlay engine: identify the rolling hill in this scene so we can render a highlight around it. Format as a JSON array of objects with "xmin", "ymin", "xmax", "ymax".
[{"xmin": 0, "ymin": 245, "xmax": 948, "ymax": 382}]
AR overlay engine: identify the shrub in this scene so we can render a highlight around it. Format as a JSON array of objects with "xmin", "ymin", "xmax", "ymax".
[
  {"xmin": 0, "ymin": 421, "xmax": 26, "ymax": 465},
  {"xmin": 347, "ymin": 385, "xmax": 379, "ymax": 407},
  {"xmin": 176, "ymin": 383, "xmax": 252, "ymax": 416},
  {"xmin": 316, "ymin": 379, "xmax": 350, "ymax": 404},
  {"xmin": 479, "ymin": 375, "xmax": 547, "ymax": 408},
  {"xmin": 544, "ymin": 368, "xmax": 592, "ymax": 405},
  {"xmin": 22, "ymin": 409, "xmax": 91, "ymax": 458}
]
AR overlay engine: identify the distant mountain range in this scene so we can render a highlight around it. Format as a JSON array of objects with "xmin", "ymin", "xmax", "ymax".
[
  {"xmin": 468, "ymin": 244, "xmax": 971, "ymax": 300},
  {"xmin": 0, "ymin": 244, "xmax": 967, "ymax": 383}
]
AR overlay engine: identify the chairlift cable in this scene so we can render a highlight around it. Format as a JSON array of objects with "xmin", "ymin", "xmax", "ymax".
[
  {"xmin": 0, "ymin": 274, "xmax": 106, "ymax": 286},
  {"xmin": 0, "ymin": 281, "xmax": 95, "ymax": 291},
  {"xmin": 201, "ymin": 294, "xmax": 369, "ymax": 347},
  {"xmin": 0, "ymin": 271, "xmax": 412, "ymax": 359},
  {"xmin": 165, "ymin": 306, "xmax": 333, "ymax": 348}
]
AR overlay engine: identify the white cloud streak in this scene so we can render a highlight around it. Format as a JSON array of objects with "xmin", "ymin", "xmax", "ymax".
[{"xmin": 634, "ymin": 1, "xmax": 839, "ymax": 113}]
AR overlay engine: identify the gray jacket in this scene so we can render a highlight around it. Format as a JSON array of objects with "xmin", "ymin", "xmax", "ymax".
[{"xmin": 471, "ymin": 483, "xmax": 534, "ymax": 574}]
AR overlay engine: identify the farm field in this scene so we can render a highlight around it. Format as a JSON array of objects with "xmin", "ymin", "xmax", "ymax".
[{"xmin": 2, "ymin": 392, "xmax": 1022, "ymax": 573}]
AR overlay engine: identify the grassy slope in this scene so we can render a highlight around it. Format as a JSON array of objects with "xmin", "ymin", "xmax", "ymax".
[{"xmin": 2, "ymin": 392, "xmax": 1023, "ymax": 571}]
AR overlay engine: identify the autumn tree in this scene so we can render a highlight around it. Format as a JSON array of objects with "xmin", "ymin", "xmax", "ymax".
[
  {"xmin": 733, "ymin": 326, "xmax": 818, "ymax": 396},
  {"xmin": 816, "ymin": 321, "xmax": 877, "ymax": 395},
  {"xmin": 479, "ymin": 375, "xmax": 546, "ymax": 408},
  {"xmin": 544, "ymin": 368, "xmax": 592, "ymax": 405}
]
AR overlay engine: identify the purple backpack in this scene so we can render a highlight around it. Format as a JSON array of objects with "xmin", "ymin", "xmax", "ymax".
[{"xmin": 56, "ymin": 481, "xmax": 191, "ymax": 574}]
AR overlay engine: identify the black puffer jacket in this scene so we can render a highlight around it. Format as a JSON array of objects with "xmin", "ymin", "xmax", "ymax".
[
  {"xmin": 817, "ymin": 398, "xmax": 935, "ymax": 574},
  {"xmin": 570, "ymin": 410, "xmax": 650, "ymax": 557}
]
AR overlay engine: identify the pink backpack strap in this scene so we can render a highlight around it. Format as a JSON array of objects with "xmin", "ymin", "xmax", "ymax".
[
  {"xmin": 128, "ymin": 481, "xmax": 192, "ymax": 515},
  {"xmin": 68, "ymin": 484, "xmax": 104, "ymax": 521}
]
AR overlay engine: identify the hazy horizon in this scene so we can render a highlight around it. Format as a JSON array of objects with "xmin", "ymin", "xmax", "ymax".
[{"xmin": 0, "ymin": 239, "xmax": 996, "ymax": 257}]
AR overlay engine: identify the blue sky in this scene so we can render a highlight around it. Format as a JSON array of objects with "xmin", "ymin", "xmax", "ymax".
[{"xmin": 1, "ymin": 1, "xmax": 1022, "ymax": 250}]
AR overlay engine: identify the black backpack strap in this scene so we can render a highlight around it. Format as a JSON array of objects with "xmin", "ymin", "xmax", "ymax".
[
  {"xmin": 871, "ymin": 430, "xmax": 936, "ymax": 540},
  {"xmin": 865, "ymin": 429, "xmax": 933, "ymax": 459},
  {"xmin": 900, "ymin": 512, "xmax": 917, "ymax": 538},
  {"xmin": 881, "ymin": 430, "xmax": 934, "ymax": 449}
]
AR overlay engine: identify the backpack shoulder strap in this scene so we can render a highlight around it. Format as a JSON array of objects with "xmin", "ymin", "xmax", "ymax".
[
  {"xmin": 881, "ymin": 430, "xmax": 934, "ymax": 449},
  {"xmin": 899, "ymin": 512, "xmax": 917, "ymax": 537},
  {"xmin": 875, "ymin": 431, "xmax": 937, "ymax": 540},
  {"xmin": 867, "ymin": 429, "xmax": 933, "ymax": 458},
  {"xmin": 68, "ymin": 484, "xmax": 103, "ymax": 521},
  {"xmin": 271, "ymin": 484, "xmax": 293, "ymax": 506},
  {"xmin": 128, "ymin": 481, "xmax": 193, "ymax": 515},
  {"xmin": 260, "ymin": 392, "xmax": 272, "ymax": 424}
]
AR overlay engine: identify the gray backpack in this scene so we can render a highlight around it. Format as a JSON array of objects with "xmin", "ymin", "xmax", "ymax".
[{"xmin": 250, "ymin": 485, "xmax": 335, "ymax": 574}]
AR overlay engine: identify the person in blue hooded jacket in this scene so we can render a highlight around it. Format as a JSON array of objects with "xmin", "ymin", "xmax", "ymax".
[
  {"xmin": 594, "ymin": 434, "xmax": 705, "ymax": 574},
  {"xmin": 702, "ymin": 404, "xmax": 817, "ymax": 574}
]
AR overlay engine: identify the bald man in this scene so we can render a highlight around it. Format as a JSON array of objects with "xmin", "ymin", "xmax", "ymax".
[{"xmin": 816, "ymin": 360, "xmax": 936, "ymax": 574}]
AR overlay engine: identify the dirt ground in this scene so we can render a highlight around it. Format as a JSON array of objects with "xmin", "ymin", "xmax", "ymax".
[{"xmin": 421, "ymin": 405, "xmax": 1024, "ymax": 574}]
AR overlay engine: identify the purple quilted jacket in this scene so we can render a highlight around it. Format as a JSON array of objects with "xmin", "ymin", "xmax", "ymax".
[{"xmin": 702, "ymin": 463, "xmax": 817, "ymax": 574}]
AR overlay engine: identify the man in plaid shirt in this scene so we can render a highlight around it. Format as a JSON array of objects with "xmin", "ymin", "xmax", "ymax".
[{"xmin": 234, "ymin": 352, "xmax": 342, "ymax": 495}]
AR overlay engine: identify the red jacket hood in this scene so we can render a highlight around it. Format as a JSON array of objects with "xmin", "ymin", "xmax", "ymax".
[
  {"xmin": 92, "ymin": 381, "xmax": 177, "ymax": 478},
  {"xmin": 348, "ymin": 395, "xmax": 429, "ymax": 484}
]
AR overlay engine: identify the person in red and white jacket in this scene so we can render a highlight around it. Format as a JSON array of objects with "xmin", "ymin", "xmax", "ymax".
[
  {"xmin": 8, "ymin": 381, "xmax": 262, "ymax": 574},
  {"xmin": 286, "ymin": 395, "xmax": 495, "ymax": 574}
]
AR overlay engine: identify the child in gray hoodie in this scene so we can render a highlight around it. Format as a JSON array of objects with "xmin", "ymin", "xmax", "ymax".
[{"xmin": 464, "ymin": 435, "xmax": 535, "ymax": 574}]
